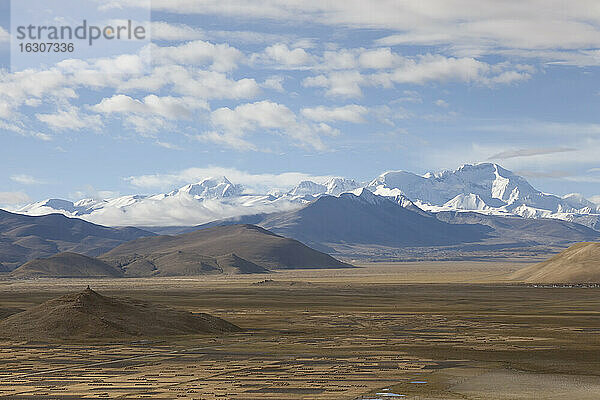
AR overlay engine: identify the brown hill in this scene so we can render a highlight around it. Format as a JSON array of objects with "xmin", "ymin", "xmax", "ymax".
[
  {"xmin": 0, "ymin": 288, "xmax": 241, "ymax": 340},
  {"xmin": 0, "ymin": 209, "xmax": 153, "ymax": 271},
  {"xmin": 511, "ymin": 242, "xmax": 600, "ymax": 283},
  {"xmin": 117, "ymin": 251, "xmax": 268, "ymax": 277},
  {"xmin": 11, "ymin": 252, "xmax": 123, "ymax": 278},
  {"xmin": 101, "ymin": 224, "xmax": 350, "ymax": 271}
]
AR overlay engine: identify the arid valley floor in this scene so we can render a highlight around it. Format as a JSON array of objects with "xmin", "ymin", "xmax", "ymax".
[{"xmin": 1, "ymin": 261, "xmax": 599, "ymax": 399}]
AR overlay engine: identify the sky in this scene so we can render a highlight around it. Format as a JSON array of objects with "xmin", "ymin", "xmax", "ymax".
[{"xmin": 1, "ymin": 0, "xmax": 600, "ymax": 206}]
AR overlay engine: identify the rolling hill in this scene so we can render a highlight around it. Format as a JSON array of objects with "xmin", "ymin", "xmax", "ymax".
[
  {"xmin": 101, "ymin": 224, "xmax": 349, "ymax": 274},
  {"xmin": 11, "ymin": 252, "xmax": 123, "ymax": 279},
  {"xmin": 0, "ymin": 209, "xmax": 154, "ymax": 271},
  {"xmin": 511, "ymin": 242, "xmax": 600, "ymax": 283}
]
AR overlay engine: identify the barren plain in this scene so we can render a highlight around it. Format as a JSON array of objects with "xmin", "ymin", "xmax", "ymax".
[{"xmin": 1, "ymin": 261, "xmax": 599, "ymax": 399}]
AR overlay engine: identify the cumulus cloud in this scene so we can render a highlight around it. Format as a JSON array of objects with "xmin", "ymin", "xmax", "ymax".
[
  {"xmin": 151, "ymin": 40, "xmax": 243, "ymax": 71},
  {"xmin": 255, "ymin": 43, "xmax": 315, "ymax": 67},
  {"xmin": 262, "ymin": 75, "xmax": 285, "ymax": 92},
  {"xmin": 303, "ymin": 54, "xmax": 529, "ymax": 97},
  {"xmin": 120, "ymin": 66, "xmax": 261, "ymax": 100},
  {"xmin": 358, "ymin": 48, "xmax": 401, "ymax": 69},
  {"xmin": 303, "ymin": 71, "xmax": 365, "ymax": 97},
  {"xmin": 91, "ymin": 94, "xmax": 208, "ymax": 119},
  {"xmin": 209, "ymin": 100, "xmax": 326, "ymax": 150},
  {"xmin": 301, "ymin": 105, "xmax": 368, "ymax": 123},
  {"xmin": 36, "ymin": 106, "xmax": 103, "ymax": 132}
]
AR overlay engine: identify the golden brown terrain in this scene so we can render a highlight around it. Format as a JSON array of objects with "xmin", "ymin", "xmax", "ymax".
[
  {"xmin": 1, "ymin": 261, "xmax": 599, "ymax": 399},
  {"xmin": 511, "ymin": 242, "xmax": 600, "ymax": 283}
]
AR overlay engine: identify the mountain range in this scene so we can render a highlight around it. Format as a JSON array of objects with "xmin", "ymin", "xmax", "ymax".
[
  {"xmin": 11, "ymin": 163, "xmax": 600, "ymax": 231},
  {"xmin": 193, "ymin": 189, "xmax": 600, "ymax": 260}
]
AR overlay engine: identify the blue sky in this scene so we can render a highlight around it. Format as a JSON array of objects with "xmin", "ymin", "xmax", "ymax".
[{"xmin": 1, "ymin": 0, "xmax": 600, "ymax": 205}]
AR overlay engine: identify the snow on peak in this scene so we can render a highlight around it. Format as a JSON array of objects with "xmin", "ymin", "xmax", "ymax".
[
  {"xmin": 172, "ymin": 176, "xmax": 243, "ymax": 199},
  {"xmin": 288, "ymin": 180, "xmax": 327, "ymax": 196},
  {"xmin": 325, "ymin": 177, "xmax": 360, "ymax": 196},
  {"xmin": 19, "ymin": 198, "xmax": 77, "ymax": 214},
  {"xmin": 369, "ymin": 163, "xmax": 537, "ymax": 207},
  {"xmin": 343, "ymin": 187, "xmax": 390, "ymax": 206},
  {"xmin": 10, "ymin": 163, "xmax": 600, "ymax": 231},
  {"xmin": 444, "ymin": 193, "xmax": 489, "ymax": 211}
]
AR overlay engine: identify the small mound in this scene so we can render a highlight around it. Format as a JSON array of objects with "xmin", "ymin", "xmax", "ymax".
[
  {"xmin": 511, "ymin": 242, "xmax": 600, "ymax": 283},
  {"xmin": 11, "ymin": 252, "xmax": 123, "ymax": 278},
  {"xmin": 0, "ymin": 288, "xmax": 242, "ymax": 340}
]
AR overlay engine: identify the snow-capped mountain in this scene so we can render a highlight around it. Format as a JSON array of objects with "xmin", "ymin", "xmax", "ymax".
[
  {"xmin": 10, "ymin": 163, "xmax": 600, "ymax": 230},
  {"xmin": 368, "ymin": 163, "xmax": 600, "ymax": 229},
  {"xmin": 288, "ymin": 177, "xmax": 360, "ymax": 197},
  {"xmin": 169, "ymin": 176, "xmax": 243, "ymax": 199}
]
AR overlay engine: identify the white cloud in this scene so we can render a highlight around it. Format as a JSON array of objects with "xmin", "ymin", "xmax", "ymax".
[
  {"xmin": 358, "ymin": 48, "xmax": 401, "ymax": 69},
  {"xmin": 590, "ymin": 195, "xmax": 600, "ymax": 205},
  {"xmin": 435, "ymin": 99, "xmax": 449, "ymax": 108},
  {"xmin": 303, "ymin": 71, "xmax": 365, "ymax": 97},
  {"xmin": 82, "ymin": 193, "xmax": 302, "ymax": 227},
  {"xmin": 10, "ymin": 174, "xmax": 45, "ymax": 185},
  {"xmin": 91, "ymin": 94, "xmax": 208, "ymax": 119},
  {"xmin": 125, "ymin": 166, "xmax": 335, "ymax": 192},
  {"xmin": 304, "ymin": 54, "xmax": 531, "ymax": 97},
  {"xmin": 210, "ymin": 100, "xmax": 326, "ymax": 150},
  {"xmin": 195, "ymin": 131, "xmax": 257, "ymax": 151},
  {"xmin": 207, "ymin": 30, "xmax": 295, "ymax": 45},
  {"xmin": 301, "ymin": 105, "xmax": 368, "ymax": 123},
  {"xmin": 155, "ymin": 141, "xmax": 183, "ymax": 150},
  {"xmin": 112, "ymin": 1, "xmax": 600, "ymax": 65},
  {"xmin": 256, "ymin": 43, "xmax": 315, "ymax": 67},
  {"xmin": 321, "ymin": 49, "xmax": 358, "ymax": 70},
  {"xmin": 375, "ymin": 55, "xmax": 525, "ymax": 85},
  {"xmin": 0, "ymin": 191, "xmax": 30, "ymax": 205},
  {"xmin": 262, "ymin": 75, "xmax": 285, "ymax": 92},
  {"xmin": 36, "ymin": 106, "xmax": 103, "ymax": 132},
  {"xmin": 151, "ymin": 22, "xmax": 205, "ymax": 41},
  {"xmin": 120, "ymin": 66, "xmax": 261, "ymax": 100},
  {"xmin": 124, "ymin": 115, "xmax": 174, "ymax": 135},
  {"xmin": 151, "ymin": 40, "xmax": 243, "ymax": 71}
]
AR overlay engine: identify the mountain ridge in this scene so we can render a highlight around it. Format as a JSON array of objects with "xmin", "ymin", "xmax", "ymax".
[{"xmin": 8, "ymin": 162, "xmax": 600, "ymax": 231}]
